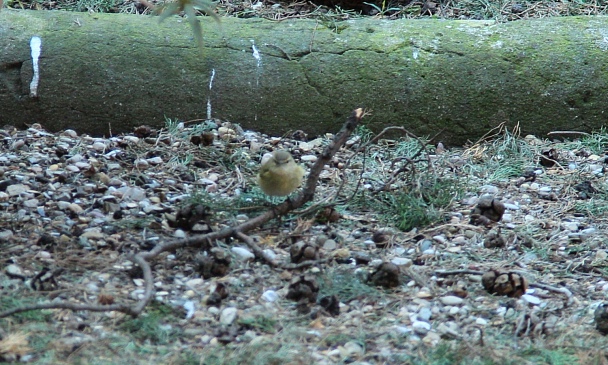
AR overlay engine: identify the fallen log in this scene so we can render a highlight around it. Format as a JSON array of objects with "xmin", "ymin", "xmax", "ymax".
[{"xmin": 1, "ymin": 10, "xmax": 606, "ymax": 144}]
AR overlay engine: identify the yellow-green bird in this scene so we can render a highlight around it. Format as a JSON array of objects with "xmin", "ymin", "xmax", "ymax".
[{"xmin": 257, "ymin": 150, "xmax": 305, "ymax": 196}]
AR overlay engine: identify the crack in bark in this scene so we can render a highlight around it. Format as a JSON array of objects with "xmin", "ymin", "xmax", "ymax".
[{"xmin": 411, "ymin": 40, "xmax": 466, "ymax": 57}]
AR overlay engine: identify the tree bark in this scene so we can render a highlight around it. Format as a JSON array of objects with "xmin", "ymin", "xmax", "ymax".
[{"xmin": 1, "ymin": 10, "xmax": 607, "ymax": 144}]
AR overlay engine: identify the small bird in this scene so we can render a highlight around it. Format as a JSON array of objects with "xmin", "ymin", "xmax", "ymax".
[{"xmin": 257, "ymin": 150, "xmax": 305, "ymax": 197}]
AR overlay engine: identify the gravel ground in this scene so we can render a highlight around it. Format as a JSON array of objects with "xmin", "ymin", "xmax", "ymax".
[{"xmin": 2, "ymin": 119, "xmax": 608, "ymax": 364}]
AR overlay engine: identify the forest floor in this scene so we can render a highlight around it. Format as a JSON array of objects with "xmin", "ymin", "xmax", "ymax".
[
  {"xmin": 4, "ymin": 1, "xmax": 608, "ymax": 364},
  {"xmin": 2, "ymin": 117, "xmax": 608, "ymax": 364}
]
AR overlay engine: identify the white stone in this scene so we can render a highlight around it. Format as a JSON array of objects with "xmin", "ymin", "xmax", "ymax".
[
  {"xmin": 412, "ymin": 320, "xmax": 431, "ymax": 335},
  {"xmin": 123, "ymin": 136, "xmax": 139, "ymax": 143},
  {"xmin": 440, "ymin": 296, "xmax": 464, "ymax": 305},
  {"xmin": 6, "ymin": 184, "xmax": 28, "ymax": 196},
  {"xmin": 92, "ymin": 142, "xmax": 107, "ymax": 151},
  {"xmin": 432, "ymin": 235, "xmax": 447, "ymax": 244},
  {"xmin": 66, "ymin": 154, "xmax": 83, "ymax": 163},
  {"xmin": 185, "ymin": 278, "xmax": 204, "ymax": 288},
  {"xmin": 68, "ymin": 203, "xmax": 83, "ymax": 214},
  {"xmin": 63, "ymin": 129, "xmax": 78, "ymax": 138},
  {"xmin": 263, "ymin": 249, "xmax": 277, "ymax": 261},
  {"xmin": 301, "ymin": 155, "xmax": 317, "ymax": 162},
  {"xmin": 81, "ymin": 229, "xmax": 104, "ymax": 239},
  {"xmin": 232, "ymin": 247, "xmax": 255, "ymax": 260},
  {"xmin": 521, "ymin": 294, "xmax": 541, "ymax": 305},
  {"xmin": 134, "ymin": 158, "xmax": 149, "ymax": 169},
  {"xmin": 581, "ymin": 228, "xmax": 597, "ymax": 236},
  {"xmin": 391, "ymin": 257, "xmax": 413, "ymax": 267},
  {"xmin": 23, "ymin": 199, "xmax": 39, "ymax": 208},
  {"xmin": 86, "ymin": 283, "xmax": 99, "ymax": 293},
  {"xmin": 219, "ymin": 307, "xmax": 238, "ymax": 325},
  {"xmin": 133, "ymin": 279, "xmax": 144, "ymax": 287},
  {"xmin": 6, "ymin": 264, "xmax": 24, "ymax": 277},
  {"xmin": 120, "ymin": 187, "xmax": 146, "ymax": 201},
  {"xmin": 261, "ymin": 290, "xmax": 279, "ymax": 302},
  {"xmin": 341, "ymin": 341, "xmax": 365, "ymax": 358},
  {"xmin": 146, "ymin": 157, "xmax": 163, "ymax": 165},
  {"xmin": 417, "ymin": 307, "xmax": 432, "ymax": 322},
  {"xmin": 183, "ymin": 301, "xmax": 196, "ymax": 319},
  {"xmin": 562, "ymin": 222, "xmax": 579, "ymax": 231},
  {"xmin": 475, "ymin": 317, "xmax": 488, "ymax": 326}
]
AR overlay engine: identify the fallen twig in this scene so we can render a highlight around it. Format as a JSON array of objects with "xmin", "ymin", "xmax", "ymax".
[
  {"xmin": 529, "ymin": 281, "xmax": 574, "ymax": 306},
  {"xmin": 282, "ymin": 258, "xmax": 332, "ymax": 270},
  {"xmin": 0, "ymin": 254, "xmax": 152, "ymax": 318},
  {"xmin": 435, "ymin": 269, "xmax": 484, "ymax": 276},
  {"xmin": 235, "ymin": 231, "xmax": 279, "ymax": 267}
]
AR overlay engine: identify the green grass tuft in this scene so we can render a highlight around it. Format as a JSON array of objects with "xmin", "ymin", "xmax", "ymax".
[
  {"xmin": 118, "ymin": 302, "xmax": 182, "ymax": 345},
  {"xmin": 318, "ymin": 268, "xmax": 383, "ymax": 302}
]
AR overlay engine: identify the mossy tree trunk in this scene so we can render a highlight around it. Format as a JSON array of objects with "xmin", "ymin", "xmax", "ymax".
[{"xmin": 1, "ymin": 10, "xmax": 607, "ymax": 144}]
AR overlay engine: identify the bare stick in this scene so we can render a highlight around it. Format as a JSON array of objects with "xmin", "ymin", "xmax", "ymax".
[
  {"xmin": 282, "ymin": 258, "xmax": 332, "ymax": 270},
  {"xmin": 547, "ymin": 131, "xmax": 590, "ymax": 136},
  {"xmin": 529, "ymin": 282, "xmax": 574, "ymax": 306},
  {"xmin": 0, "ymin": 254, "xmax": 152, "ymax": 318},
  {"xmin": 435, "ymin": 269, "xmax": 484, "ymax": 276},
  {"xmin": 235, "ymin": 232, "xmax": 279, "ymax": 267}
]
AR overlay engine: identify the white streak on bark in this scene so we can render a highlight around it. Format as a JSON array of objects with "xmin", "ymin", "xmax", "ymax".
[{"xmin": 29, "ymin": 36, "xmax": 41, "ymax": 98}]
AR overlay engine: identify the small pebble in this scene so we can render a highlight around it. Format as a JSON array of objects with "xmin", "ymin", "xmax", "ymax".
[
  {"xmin": 417, "ymin": 307, "xmax": 432, "ymax": 322},
  {"xmin": 341, "ymin": 341, "xmax": 365, "ymax": 358},
  {"xmin": 232, "ymin": 247, "xmax": 255, "ymax": 261},
  {"xmin": 440, "ymin": 296, "xmax": 464, "ymax": 306},
  {"xmin": 261, "ymin": 290, "xmax": 278, "ymax": 302},
  {"xmin": 301, "ymin": 155, "xmax": 317, "ymax": 162},
  {"xmin": 412, "ymin": 321, "xmax": 431, "ymax": 335},
  {"xmin": 475, "ymin": 317, "xmax": 488, "ymax": 326},
  {"xmin": 521, "ymin": 294, "xmax": 541, "ymax": 306},
  {"xmin": 391, "ymin": 257, "xmax": 412, "ymax": 267},
  {"xmin": 219, "ymin": 307, "xmax": 238, "ymax": 325}
]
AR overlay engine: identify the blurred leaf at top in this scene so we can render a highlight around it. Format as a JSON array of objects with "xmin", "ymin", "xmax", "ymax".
[{"xmin": 154, "ymin": 0, "xmax": 219, "ymax": 55}]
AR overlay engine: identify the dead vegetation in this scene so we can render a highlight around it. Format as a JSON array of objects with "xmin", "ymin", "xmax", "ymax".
[{"xmin": 6, "ymin": 0, "xmax": 608, "ymax": 23}]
